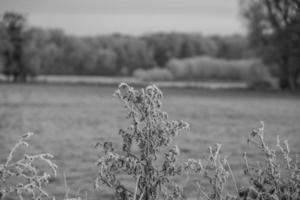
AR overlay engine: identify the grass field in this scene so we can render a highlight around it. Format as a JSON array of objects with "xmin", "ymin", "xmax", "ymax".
[{"xmin": 0, "ymin": 83, "xmax": 299, "ymax": 199}]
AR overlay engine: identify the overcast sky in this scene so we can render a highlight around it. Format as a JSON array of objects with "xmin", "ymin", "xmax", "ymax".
[{"xmin": 0, "ymin": 0, "xmax": 245, "ymax": 36}]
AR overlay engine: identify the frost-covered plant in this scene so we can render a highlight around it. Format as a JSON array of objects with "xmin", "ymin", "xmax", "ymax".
[
  {"xmin": 183, "ymin": 144, "xmax": 238, "ymax": 200},
  {"xmin": 0, "ymin": 132, "xmax": 57, "ymax": 200},
  {"xmin": 95, "ymin": 83, "xmax": 240, "ymax": 200},
  {"xmin": 95, "ymin": 83, "xmax": 189, "ymax": 200},
  {"xmin": 61, "ymin": 172, "xmax": 86, "ymax": 200},
  {"xmin": 240, "ymin": 122, "xmax": 300, "ymax": 200}
]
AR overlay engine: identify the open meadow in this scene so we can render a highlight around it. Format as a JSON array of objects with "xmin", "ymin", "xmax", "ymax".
[{"xmin": 0, "ymin": 84, "xmax": 300, "ymax": 199}]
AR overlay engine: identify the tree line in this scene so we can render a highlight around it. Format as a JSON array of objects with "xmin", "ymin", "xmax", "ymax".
[
  {"xmin": 0, "ymin": 12, "xmax": 250, "ymax": 79},
  {"xmin": 1, "ymin": 0, "xmax": 300, "ymax": 90}
]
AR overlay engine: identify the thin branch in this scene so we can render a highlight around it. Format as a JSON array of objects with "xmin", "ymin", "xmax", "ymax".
[
  {"xmin": 274, "ymin": 0, "xmax": 289, "ymax": 25},
  {"xmin": 138, "ymin": 187, "xmax": 145, "ymax": 200},
  {"xmin": 292, "ymin": 0, "xmax": 300, "ymax": 10},
  {"xmin": 226, "ymin": 161, "xmax": 239, "ymax": 196},
  {"xmin": 133, "ymin": 175, "xmax": 141, "ymax": 200},
  {"xmin": 196, "ymin": 182, "xmax": 210, "ymax": 200},
  {"xmin": 264, "ymin": 0, "xmax": 282, "ymax": 30},
  {"xmin": 63, "ymin": 171, "xmax": 70, "ymax": 199}
]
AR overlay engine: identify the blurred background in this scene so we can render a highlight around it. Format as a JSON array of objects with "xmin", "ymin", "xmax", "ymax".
[{"xmin": 0, "ymin": 0, "xmax": 299, "ymax": 199}]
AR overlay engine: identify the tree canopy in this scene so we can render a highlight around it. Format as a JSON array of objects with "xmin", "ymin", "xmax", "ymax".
[{"xmin": 240, "ymin": 0, "xmax": 300, "ymax": 89}]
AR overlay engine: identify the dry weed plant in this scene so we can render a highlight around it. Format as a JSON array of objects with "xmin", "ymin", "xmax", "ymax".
[
  {"xmin": 60, "ymin": 172, "xmax": 87, "ymax": 200},
  {"xmin": 0, "ymin": 132, "xmax": 57, "ymax": 200},
  {"xmin": 95, "ymin": 83, "xmax": 238, "ymax": 200},
  {"xmin": 240, "ymin": 122, "xmax": 300, "ymax": 200},
  {"xmin": 95, "ymin": 83, "xmax": 190, "ymax": 200},
  {"xmin": 185, "ymin": 143, "xmax": 238, "ymax": 200}
]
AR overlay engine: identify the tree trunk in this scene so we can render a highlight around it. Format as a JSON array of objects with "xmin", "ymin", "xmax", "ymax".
[
  {"xmin": 279, "ymin": 56, "xmax": 290, "ymax": 90},
  {"xmin": 278, "ymin": 54, "xmax": 299, "ymax": 90},
  {"xmin": 13, "ymin": 73, "xmax": 18, "ymax": 82},
  {"xmin": 292, "ymin": 70, "xmax": 299, "ymax": 89},
  {"xmin": 288, "ymin": 73, "xmax": 296, "ymax": 91},
  {"xmin": 280, "ymin": 69, "xmax": 297, "ymax": 91}
]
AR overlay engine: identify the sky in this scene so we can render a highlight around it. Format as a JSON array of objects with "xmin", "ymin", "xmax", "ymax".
[{"xmin": 0, "ymin": 0, "xmax": 245, "ymax": 36}]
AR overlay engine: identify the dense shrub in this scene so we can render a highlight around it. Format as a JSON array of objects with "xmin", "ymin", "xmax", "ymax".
[
  {"xmin": 243, "ymin": 61, "xmax": 277, "ymax": 89},
  {"xmin": 166, "ymin": 56, "xmax": 275, "ymax": 87},
  {"xmin": 133, "ymin": 68, "xmax": 173, "ymax": 81},
  {"xmin": 167, "ymin": 56, "xmax": 242, "ymax": 80}
]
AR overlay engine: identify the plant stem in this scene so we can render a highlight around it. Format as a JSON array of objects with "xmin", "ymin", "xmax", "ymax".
[
  {"xmin": 133, "ymin": 175, "xmax": 141, "ymax": 200},
  {"xmin": 226, "ymin": 161, "xmax": 239, "ymax": 195}
]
